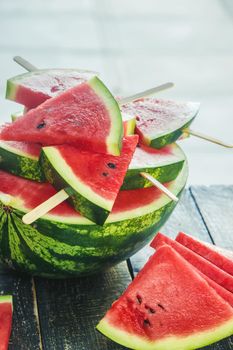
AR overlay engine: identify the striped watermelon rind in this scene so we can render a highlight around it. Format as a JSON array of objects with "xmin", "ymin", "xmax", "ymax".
[{"xmin": 0, "ymin": 162, "xmax": 188, "ymax": 278}]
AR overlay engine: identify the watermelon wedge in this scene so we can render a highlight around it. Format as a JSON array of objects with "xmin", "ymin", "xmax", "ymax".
[
  {"xmin": 97, "ymin": 245, "xmax": 233, "ymax": 350},
  {"xmin": 176, "ymin": 232, "xmax": 233, "ymax": 276},
  {"xmin": 1, "ymin": 76, "xmax": 123, "ymax": 156},
  {"xmin": 0, "ymin": 163, "xmax": 187, "ymax": 277},
  {"xmin": 122, "ymin": 143, "xmax": 185, "ymax": 190},
  {"xmin": 40, "ymin": 135, "xmax": 138, "ymax": 224},
  {"xmin": 151, "ymin": 233, "xmax": 233, "ymax": 293},
  {"xmin": 122, "ymin": 113, "xmax": 136, "ymax": 136},
  {"xmin": 0, "ymin": 295, "xmax": 13, "ymax": 350},
  {"xmin": 6, "ymin": 68, "xmax": 96, "ymax": 109},
  {"xmin": 122, "ymin": 98, "xmax": 200, "ymax": 148},
  {"xmin": 0, "ymin": 140, "xmax": 44, "ymax": 182}
]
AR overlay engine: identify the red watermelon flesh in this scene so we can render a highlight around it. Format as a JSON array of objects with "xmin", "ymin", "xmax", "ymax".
[
  {"xmin": 6, "ymin": 69, "xmax": 96, "ymax": 109},
  {"xmin": 97, "ymin": 245, "xmax": 233, "ymax": 350},
  {"xmin": 151, "ymin": 233, "xmax": 233, "ymax": 293},
  {"xmin": 0, "ymin": 140, "xmax": 41, "ymax": 158},
  {"xmin": 0, "ymin": 295, "xmax": 13, "ymax": 350},
  {"xmin": 176, "ymin": 232, "xmax": 233, "ymax": 276},
  {"xmin": 1, "ymin": 77, "xmax": 123, "ymax": 156}
]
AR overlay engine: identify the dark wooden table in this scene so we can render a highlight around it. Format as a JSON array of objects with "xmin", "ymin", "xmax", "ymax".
[{"xmin": 1, "ymin": 186, "xmax": 233, "ymax": 350}]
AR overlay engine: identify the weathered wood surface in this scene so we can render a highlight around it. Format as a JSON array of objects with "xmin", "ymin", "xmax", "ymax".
[{"xmin": 0, "ymin": 186, "xmax": 232, "ymax": 349}]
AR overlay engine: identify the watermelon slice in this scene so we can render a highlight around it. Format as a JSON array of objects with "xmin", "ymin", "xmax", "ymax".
[
  {"xmin": 121, "ymin": 98, "xmax": 200, "ymax": 148},
  {"xmin": 0, "ymin": 163, "xmax": 188, "ymax": 277},
  {"xmin": 176, "ymin": 232, "xmax": 233, "ymax": 276},
  {"xmin": 122, "ymin": 143, "xmax": 185, "ymax": 190},
  {"xmin": 151, "ymin": 233, "xmax": 233, "ymax": 293},
  {"xmin": 1, "ymin": 76, "xmax": 123, "ymax": 156},
  {"xmin": 97, "ymin": 245, "xmax": 233, "ymax": 350},
  {"xmin": 6, "ymin": 68, "xmax": 96, "ymax": 109},
  {"xmin": 0, "ymin": 295, "xmax": 13, "ymax": 350},
  {"xmin": 0, "ymin": 140, "xmax": 44, "ymax": 182},
  {"xmin": 40, "ymin": 135, "xmax": 139, "ymax": 225},
  {"xmin": 122, "ymin": 113, "xmax": 136, "ymax": 136}
]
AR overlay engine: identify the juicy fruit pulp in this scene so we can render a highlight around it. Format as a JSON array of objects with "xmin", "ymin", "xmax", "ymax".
[
  {"xmin": 0, "ymin": 295, "xmax": 13, "ymax": 350},
  {"xmin": 151, "ymin": 233, "xmax": 233, "ymax": 293},
  {"xmin": 97, "ymin": 245, "xmax": 233, "ymax": 350},
  {"xmin": 0, "ymin": 164, "xmax": 187, "ymax": 277},
  {"xmin": 1, "ymin": 76, "xmax": 123, "ymax": 156},
  {"xmin": 40, "ymin": 136, "xmax": 139, "ymax": 225},
  {"xmin": 176, "ymin": 232, "xmax": 233, "ymax": 276},
  {"xmin": 6, "ymin": 68, "xmax": 96, "ymax": 108},
  {"xmin": 121, "ymin": 98, "xmax": 200, "ymax": 148}
]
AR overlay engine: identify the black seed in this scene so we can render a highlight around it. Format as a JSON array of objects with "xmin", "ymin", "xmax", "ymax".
[
  {"xmin": 102, "ymin": 172, "xmax": 108, "ymax": 177},
  {"xmin": 157, "ymin": 303, "xmax": 166, "ymax": 311},
  {"xmin": 143, "ymin": 319, "xmax": 151, "ymax": 327},
  {"xmin": 136, "ymin": 294, "xmax": 142, "ymax": 304},
  {"xmin": 107, "ymin": 162, "xmax": 116, "ymax": 169},
  {"xmin": 145, "ymin": 305, "xmax": 155, "ymax": 314},
  {"xmin": 37, "ymin": 121, "xmax": 46, "ymax": 129},
  {"xmin": 136, "ymin": 116, "xmax": 140, "ymax": 121}
]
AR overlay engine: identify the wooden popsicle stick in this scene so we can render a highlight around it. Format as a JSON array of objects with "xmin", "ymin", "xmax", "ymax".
[
  {"xmin": 22, "ymin": 189, "xmax": 69, "ymax": 225},
  {"xmin": 140, "ymin": 173, "xmax": 179, "ymax": 202},
  {"xmin": 185, "ymin": 129, "xmax": 233, "ymax": 148},
  {"xmin": 13, "ymin": 56, "xmax": 37, "ymax": 72}
]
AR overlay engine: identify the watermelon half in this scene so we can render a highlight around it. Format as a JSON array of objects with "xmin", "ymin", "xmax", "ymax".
[
  {"xmin": 1, "ymin": 77, "xmax": 123, "ymax": 156},
  {"xmin": 0, "ymin": 295, "xmax": 13, "ymax": 350},
  {"xmin": 40, "ymin": 135, "xmax": 138, "ymax": 225},
  {"xmin": 6, "ymin": 68, "xmax": 96, "ymax": 109},
  {"xmin": 122, "ymin": 98, "xmax": 200, "ymax": 148},
  {"xmin": 122, "ymin": 143, "xmax": 185, "ymax": 190},
  {"xmin": 0, "ymin": 162, "xmax": 187, "ymax": 277},
  {"xmin": 176, "ymin": 232, "xmax": 233, "ymax": 276},
  {"xmin": 97, "ymin": 245, "xmax": 233, "ymax": 350},
  {"xmin": 151, "ymin": 233, "xmax": 233, "ymax": 293}
]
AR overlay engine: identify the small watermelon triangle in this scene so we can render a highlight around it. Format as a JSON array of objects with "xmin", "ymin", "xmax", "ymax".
[
  {"xmin": 1, "ymin": 77, "xmax": 123, "ymax": 156},
  {"xmin": 97, "ymin": 245, "xmax": 233, "ymax": 350},
  {"xmin": 0, "ymin": 295, "xmax": 13, "ymax": 350}
]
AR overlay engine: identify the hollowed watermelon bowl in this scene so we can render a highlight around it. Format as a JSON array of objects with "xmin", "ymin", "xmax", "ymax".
[{"xmin": 0, "ymin": 160, "xmax": 188, "ymax": 278}]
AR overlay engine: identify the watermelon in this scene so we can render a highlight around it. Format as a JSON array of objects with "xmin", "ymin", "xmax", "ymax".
[
  {"xmin": 0, "ymin": 140, "xmax": 44, "ymax": 182},
  {"xmin": 1, "ymin": 76, "xmax": 123, "ymax": 156},
  {"xmin": 121, "ymin": 98, "xmax": 200, "ymax": 148},
  {"xmin": 0, "ymin": 162, "xmax": 187, "ymax": 277},
  {"xmin": 40, "ymin": 136, "xmax": 138, "ymax": 225},
  {"xmin": 122, "ymin": 113, "xmax": 136, "ymax": 136},
  {"xmin": 97, "ymin": 245, "xmax": 233, "ymax": 350},
  {"xmin": 122, "ymin": 143, "xmax": 185, "ymax": 190},
  {"xmin": 0, "ymin": 295, "xmax": 13, "ymax": 350},
  {"xmin": 151, "ymin": 233, "xmax": 233, "ymax": 293},
  {"xmin": 11, "ymin": 110, "xmax": 23, "ymax": 122},
  {"xmin": 176, "ymin": 232, "xmax": 233, "ymax": 276},
  {"xmin": 6, "ymin": 68, "xmax": 96, "ymax": 109}
]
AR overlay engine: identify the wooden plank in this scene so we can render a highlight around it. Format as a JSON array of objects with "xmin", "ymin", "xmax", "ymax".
[
  {"xmin": 0, "ymin": 262, "xmax": 42, "ymax": 349},
  {"xmin": 35, "ymin": 262, "xmax": 131, "ymax": 349},
  {"xmin": 191, "ymin": 186, "xmax": 233, "ymax": 249}
]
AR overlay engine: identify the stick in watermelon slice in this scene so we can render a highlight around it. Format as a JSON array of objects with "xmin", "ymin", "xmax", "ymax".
[
  {"xmin": 0, "ymin": 295, "xmax": 13, "ymax": 350},
  {"xmin": 39, "ymin": 135, "xmax": 139, "ymax": 225},
  {"xmin": 176, "ymin": 232, "xmax": 233, "ymax": 276},
  {"xmin": 1, "ymin": 76, "xmax": 124, "ymax": 156},
  {"xmin": 151, "ymin": 233, "xmax": 233, "ymax": 293},
  {"xmin": 97, "ymin": 245, "xmax": 233, "ymax": 350}
]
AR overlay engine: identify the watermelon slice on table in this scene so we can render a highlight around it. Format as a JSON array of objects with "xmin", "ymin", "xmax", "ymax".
[
  {"xmin": 0, "ymin": 164, "xmax": 188, "ymax": 277},
  {"xmin": 40, "ymin": 135, "xmax": 139, "ymax": 225},
  {"xmin": 121, "ymin": 98, "xmax": 200, "ymax": 148},
  {"xmin": 176, "ymin": 232, "xmax": 233, "ymax": 276},
  {"xmin": 122, "ymin": 143, "xmax": 185, "ymax": 190},
  {"xmin": 0, "ymin": 295, "xmax": 13, "ymax": 350},
  {"xmin": 97, "ymin": 245, "xmax": 233, "ymax": 350},
  {"xmin": 6, "ymin": 68, "xmax": 96, "ymax": 109},
  {"xmin": 1, "ymin": 76, "xmax": 123, "ymax": 156},
  {"xmin": 151, "ymin": 233, "xmax": 233, "ymax": 293}
]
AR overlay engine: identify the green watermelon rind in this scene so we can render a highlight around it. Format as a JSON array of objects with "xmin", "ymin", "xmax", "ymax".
[
  {"xmin": 0, "ymin": 163, "xmax": 188, "ymax": 277},
  {"xmin": 122, "ymin": 143, "xmax": 186, "ymax": 190},
  {"xmin": 40, "ymin": 148, "xmax": 110, "ymax": 225},
  {"xmin": 97, "ymin": 317, "xmax": 233, "ymax": 350},
  {"xmin": 0, "ymin": 295, "xmax": 12, "ymax": 304},
  {"xmin": 0, "ymin": 141, "xmax": 45, "ymax": 182}
]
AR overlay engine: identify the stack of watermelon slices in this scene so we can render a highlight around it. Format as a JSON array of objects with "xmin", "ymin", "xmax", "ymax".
[
  {"xmin": 0, "ymin": 69, "xmax": 196, "ymax": 277},
  {"xmin": 97, "ymin": 233, "xmax": 233, "ymax": 349}
]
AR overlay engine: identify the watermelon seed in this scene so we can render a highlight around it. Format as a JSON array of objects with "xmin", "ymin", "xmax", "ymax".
[
  {"xmin": 107, "ymin": 163, "xmax": 116, "ymax": 169},
  {"xmin": 37, "ymin": 121, "xmax": 46, "ymax": 129},
  {"xmin": 136, "ymin": 294, "xmax": 142, "ymax": 304},
  {"xmin": 143, "ymin": 319, "xmax": 151, "ymax": 327},
  {"xmin": 157, "ymin": 303, "xmax": 166, "ymax": 311},
  {"xmin": 102, "ymin": 172, "xmax": 108, "ymax": 177},
  {"xmin": 145, "ymin": 305, "xmax": 155, "ymax": 314}
]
